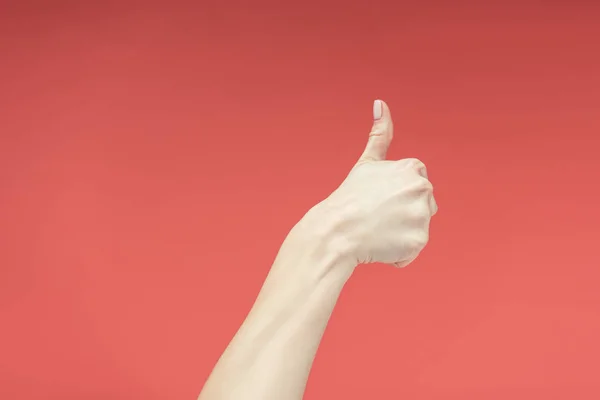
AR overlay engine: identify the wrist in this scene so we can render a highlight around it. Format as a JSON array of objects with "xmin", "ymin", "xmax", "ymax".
[{"xmin": 277, "ymin": 202, "xmax": 357, "ymax": 278}]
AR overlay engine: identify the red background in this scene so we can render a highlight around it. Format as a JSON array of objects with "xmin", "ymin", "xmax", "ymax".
[{"xmin": 1, "ymin": 1, "xmax": 599, "ymax": 399}]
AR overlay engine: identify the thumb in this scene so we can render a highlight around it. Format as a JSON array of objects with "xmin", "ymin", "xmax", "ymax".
[{"xmin": 357, "ymin": 99, "xmax": 394, "ymax": 163}]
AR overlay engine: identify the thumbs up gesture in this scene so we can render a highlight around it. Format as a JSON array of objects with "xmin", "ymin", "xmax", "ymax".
[{"xmin": 300, "ymin": 100, "xmax": 438, "ymax": 269}]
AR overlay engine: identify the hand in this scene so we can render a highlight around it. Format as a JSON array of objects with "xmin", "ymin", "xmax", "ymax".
[{"xmin": 310, "ymin": 100, "xmax": 438, "ymax": 268}]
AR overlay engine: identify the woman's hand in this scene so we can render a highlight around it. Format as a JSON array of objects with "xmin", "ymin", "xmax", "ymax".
[{"xmin": 305, "ymin": 99, "xmax": 438, "ymax": 269}]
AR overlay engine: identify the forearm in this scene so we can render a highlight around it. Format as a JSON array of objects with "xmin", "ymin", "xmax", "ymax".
[
  {"xmin": 199, "ymin": 219, "xmax": 355, "ymax": 400},
  {"xmin": 198, "ymin": 99, "xmax": 437, "ymax": 399}
]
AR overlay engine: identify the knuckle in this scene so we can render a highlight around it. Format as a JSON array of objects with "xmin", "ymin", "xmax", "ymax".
[
  {"xmin": 369, "ymin": 121, "xmax": 391, "ymax": 137},
  {"xmin": 409, "ymin": 201, "xmax": 431, "ymax": 220},
  {"xmin": 420, "ymin": 203, "xmax": 433, "ymax": 218},
  {"xmin": 412, "ymin": 232, "xmax": 429, "ymax": 248},
  {"xmin": 430, "ymin": 197, "xmax": 439, "ymax": 215},
  {"xmin": 414, "ymin": 177, "xmax": 434, "ymax": 193},
  {"xmin": 398, "ymin": 158, "xmax": 428, "ymax": 178},
  {"xmin": 407, "ymin": 158, "xmax": 426, "ymax": 170}
]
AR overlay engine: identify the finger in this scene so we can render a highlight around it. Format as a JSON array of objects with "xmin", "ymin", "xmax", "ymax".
[
  {"xmin": 393, "ymin": 255, "xmax": 417, "ymax": 268},
  {"xmin": 393, "ymin": 249, "xmax": 422, "ymax": 268},
  {"xmin": 393, "ymin": 260, "xmax": 410, "ymax": 268},
  {"xmin": 430, "ymin": 194, "xmax": 438, "ymax": 216},
  {"xmin": 417, "ymin": 163, "xmax": 428, "ymax": 179},
  {"xmin": 357, "ymin": 99, "xmax": 394, "ymax": 164}
]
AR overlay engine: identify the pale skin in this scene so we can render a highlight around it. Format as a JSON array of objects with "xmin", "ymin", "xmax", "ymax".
[{"xmin": 198, "ymin": 100, "xmax": 438, "ymax": 400}]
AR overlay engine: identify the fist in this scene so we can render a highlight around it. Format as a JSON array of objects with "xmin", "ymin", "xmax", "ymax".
[{"xmin": 313, "ymin": 100, "xmax": 437, "ymax": 268}]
